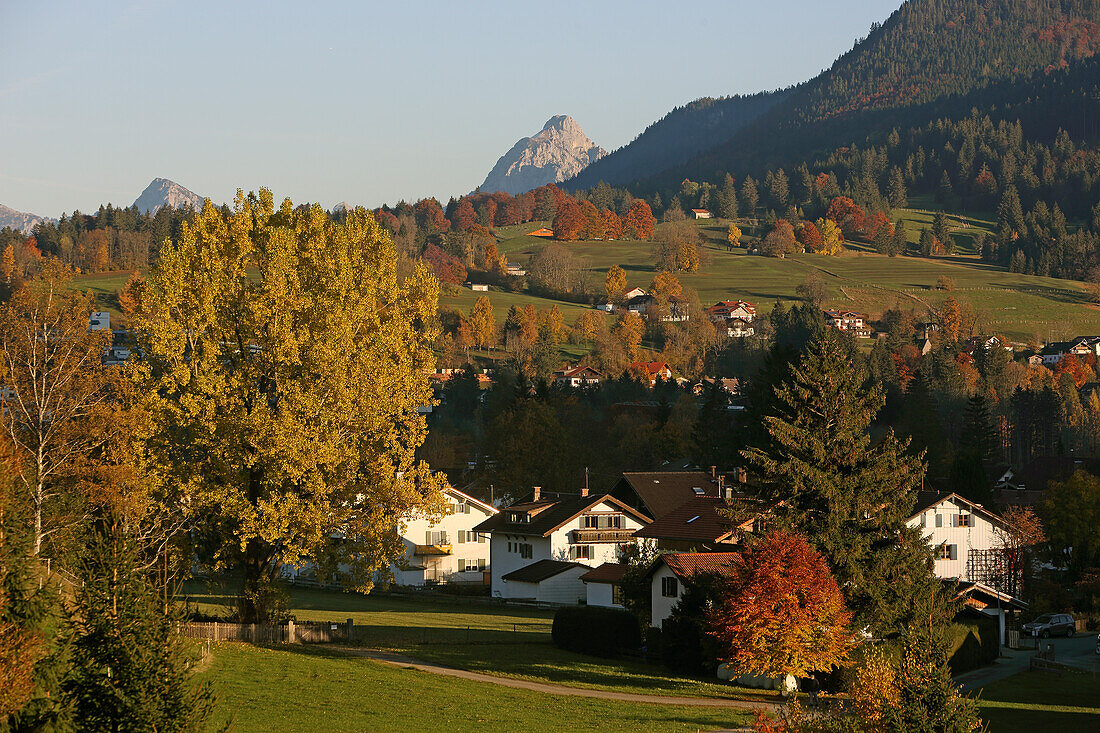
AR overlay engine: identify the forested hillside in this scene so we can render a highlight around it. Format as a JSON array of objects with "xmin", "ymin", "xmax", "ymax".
[{"xmin": 568, "ymin": 91, "xmax": 788, "ymax": 188}]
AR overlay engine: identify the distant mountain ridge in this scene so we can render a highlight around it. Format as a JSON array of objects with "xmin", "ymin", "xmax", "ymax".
[
  {"xmin": 0, "ymin": 203, "xmax": 52, "ymax": 235},
  {"xmin": 132, "ymin": 177, "xmax": 205, "ymax": 214},
  {"xmin": 481, "ymin": 116, "xmax": 606, "ymax": 195}
]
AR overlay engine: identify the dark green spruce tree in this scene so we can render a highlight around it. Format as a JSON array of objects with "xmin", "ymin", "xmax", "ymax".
[
  {"xmin": 950, "ymin": 393, "xmax": 1001, "ymax": 506},
  {"xmin": 742, "ymin": 332, "xmax": 940, "ymax": 635},
  {"xmin": 64, "ymin": 516, "xmax": 217, "ymax": 733}
]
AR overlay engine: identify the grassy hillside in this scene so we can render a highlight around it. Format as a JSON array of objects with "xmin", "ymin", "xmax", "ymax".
[{"xmin": 478, "ymin": 218, "xmax": 1100, "ymax": 344}]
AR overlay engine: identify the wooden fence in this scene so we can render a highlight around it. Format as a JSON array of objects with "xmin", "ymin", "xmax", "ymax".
[{"xmin": 180, "ymin": 619, "xmax": 354, "ymax": 644}]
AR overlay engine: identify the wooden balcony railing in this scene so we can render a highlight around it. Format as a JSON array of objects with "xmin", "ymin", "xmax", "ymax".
[
  {"xmin": 413, "ymin": 544, "xmax": 452, "ymax": 556},
  {"xmin": 571, "ymin": 528, "xmax": 635, "ymax": 543}
]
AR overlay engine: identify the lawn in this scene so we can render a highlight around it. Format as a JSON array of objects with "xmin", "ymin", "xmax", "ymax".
[
  {"xmin": 974, "ymin": 669, "xmax": 1100, "ymax": 732},
  {"xmin": 181, "ymin": 581, "xmax": 774, "ymax": 702},
  {"xmin": 203, "ymin": 643, "xmax": 757, "ymax": 733}
]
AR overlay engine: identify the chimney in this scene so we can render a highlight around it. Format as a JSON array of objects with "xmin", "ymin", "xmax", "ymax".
[
  {"xmin": 737, "ymin": 467, "xmax": 747, "ymax": 484},
  {"xmin": 580, "ymin": 486, "xmax": 588, "ymax": 497},
  {"xmin": 710, "ymin": 465, "xmax": 716, "ymax": 478},
  {"xmin": 533, "ymin": 486, "xmax": 541, "ymax": 501},
  {"xmin": 717, "ymin": 474, "xmax": 724, "ymax": 493}
]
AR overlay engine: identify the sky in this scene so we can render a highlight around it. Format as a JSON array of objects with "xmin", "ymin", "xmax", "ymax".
[{"xmin": 0, "ymin": 0, "xmax": 902, "ymax": 217}]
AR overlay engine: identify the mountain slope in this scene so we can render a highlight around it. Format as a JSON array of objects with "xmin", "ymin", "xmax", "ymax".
[
  {"xmin": 481, "ymin": 116, "xmax": 606, "ymax": 195},
  {"xmin": 568, "ymin": 91, "xmax": 788, "ymax": 189},
  {"xmin": 132, "ymin": 177, "xmax": 205, "ymax": 214},
  {"xmin": 0, "ymin": 203, "xmax": 52, "ymax": 235},
  {"xmin": 633, "ymin": 0, "xmax": 1100, "ymax": 190}
]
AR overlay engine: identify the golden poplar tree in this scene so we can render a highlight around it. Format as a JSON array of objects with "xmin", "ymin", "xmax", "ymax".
[
  {"xmin": 135, "ymin": 191, "xmax": 444, "ymax": 622},
  {"xmin": 815, "ymin": 217, "xmax": 845, "ymax": 256},
  {"xmin": 0, "ymin": 243, "xmax": 14, "ymax": 283},
  {"xmin": 605, "ymin": 265, "xmax": 626, "ymax": 302},
  {"xmin": 469, "ymin": 296, "xmax": 496, "ymax": 349}
]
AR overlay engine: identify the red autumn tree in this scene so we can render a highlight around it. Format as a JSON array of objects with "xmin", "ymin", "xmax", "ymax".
[
  {"xmin": 579, "ymin": 201, "xmax": 603, "ymax": 240},
  {"xmin": 414, "ymin": 198, "xmax": 450, "ymax": 234},
  {"xmin": 707, "ymin": 530, "xmax": 854, "ymax": 678},
  {"xmin": 374, "ymin": 209, "xmax": 400, "ymax": 234},
  {"xmin": 602, "ymin": 210, "xmax": 623, "ymax": 240},
  {"xmin": 498, "ymin": 196, "xmax": 522, "ymax": 227},
  {"xmin": 423, "ymin": 244, "xmax": 466, "ymax": 285},
  {"xmin": 479, "ymin": 198, "xmax": 497, "ymax": 228},
  {"xmin": 863, "ymin": 211, "xmax": 892, "ymax": 241},
  {"xmin": 622, "ymin": 200, "xmax": 656, "ymax": 240},
  {"xmin": 1053, "ymin": 353, "xmax": 1090, "ymax": 387},
  {"xmin": 552, "ymin": 199, "xmax": 585, "ymax": 241},
  {"xmin": 451, "ymin": 198, "xmax": 477, "ymax": 231},
  {"xmin": 797, "ymin": 220, "xmax": 822, "ymax": 252},
  {"xmin": 826, "ymin": 196, "xmax": 866, "ymax": 239}
]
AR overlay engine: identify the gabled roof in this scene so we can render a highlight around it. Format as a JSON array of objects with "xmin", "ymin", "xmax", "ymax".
[
  {"xmin": 579, "ymin": 562, "xmax": 627, "ymax": 584},
  {"xmin": 501, "ymin": 559, "xmax": 585, "ymax": 583},
  {"xmin": 634, "ymin": 497, "xmax": 739, "ymax": 544},
  {"xmin": 648, "ymin": 552, "xmax": 741, "ymax": 580},
  {"xmin": 909, "ymin": 492, "xmax": 1008, "ymax": 530},
  {"xmin": 948, "ymin": 580, "xmax": 1028, "ymax": 611},
  {"xmin": 472, "ymin": 491, "xmax": 651, "ymax": 536},
  {"xmin": 690, "ymin": 209, "xmax": 711, "ymax": 214},
  {"xmin": 613, "ymin": 472, "xmax": 720, "ymax": 520},
  {"xmin": 628, "ymin": 361, "xmax": 671, "ymax": 375},
  {"xmin": 445, "ymin": 485, "xmax": 498, "ymax": 515},
  {"xmin": 554, "ymin": 365, "xmax": 601, "ymax": 379}
]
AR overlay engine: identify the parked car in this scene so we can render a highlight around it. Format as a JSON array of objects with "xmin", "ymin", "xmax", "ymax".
[
  {"xmin": 1022, "ymin": 613, "xmax": 1075, "ymax": 638},
  {"xmin": 1095, "ymin": 635, "xmax": 1099, "ymax": 655}
]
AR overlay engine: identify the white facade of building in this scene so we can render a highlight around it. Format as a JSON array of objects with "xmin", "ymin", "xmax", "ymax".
[
  {"xmin": 504, "ymin": 565, "xmax": 590, "ymax": 604},
  {"xmin": 391, "ymin": 487, "xmax": 497, "ymax": 586},
  {"xmin": 585, "ymin": 581, "xmax": 622, "ymax": 609},
  {"xmin": 650, "ymin": 562, "xmax": 683, "ymax": 627},
  {"xmin": 906, "ymin": 494, "xmax": 1003, "ymax": 582}
]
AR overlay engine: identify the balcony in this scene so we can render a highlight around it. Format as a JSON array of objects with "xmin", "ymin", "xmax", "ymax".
[
  {"xmin": 413, "ymin": 544, "xmax": 452, "ymax": 556},
  {"xmin": 572, "ymin": 528, "xmax": 635, "ymax": 543}
]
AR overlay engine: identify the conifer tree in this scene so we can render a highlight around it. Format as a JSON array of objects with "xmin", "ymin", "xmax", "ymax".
[
  {"xmin": 743, "ymin": 332, "xmax": 939, "ymax": 634},
  {"xmin": 887, "ymin": 166, "xmax": 908, "ymax": 209},
  {"xmin": 64, "ymin": 516, "xmax": 217, "ymax": 732},
  {"xmin": 740, "ymin": 176, "xmax": 759, "ymax": 217}
]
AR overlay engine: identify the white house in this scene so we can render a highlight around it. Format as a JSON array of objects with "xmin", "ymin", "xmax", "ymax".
[
  {"xmin": 552, "ymin": 366, "xmax": 602, "ymax": 388},
  {"xmin": 580, "ymin": 562, "xmax": 627, "ymax": 608},
  {"xmin": 473, "ymin": 488, "xmax": 652, "ymax": 601},
  {"xmin": 390, "ymin": 486, "xmax": 498, "ymax": 586},
  {"xmin": 499, "ymin": 560, "xmax": 590, "ymax": 604},
  {"xmin": 647, "ymin": 552, "xmax": 740, "ymax": 627},
  {"xmin": 906, "ymin": 491, "xmax": 1024, "ymax": 642},
  {"xmin": 691, "ymin": 209, "xmax": 713, "ymax": 219}
]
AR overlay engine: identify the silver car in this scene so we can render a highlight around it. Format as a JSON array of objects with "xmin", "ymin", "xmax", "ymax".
[{"xmin": 1022, "ymin": 613, "xmax": 1075, "ymax": 638}]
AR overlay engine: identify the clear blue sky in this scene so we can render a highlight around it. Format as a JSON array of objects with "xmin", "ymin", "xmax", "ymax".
[{"xmin": 0, "ymin": 0, "xmax": 901, "ymax": 216}]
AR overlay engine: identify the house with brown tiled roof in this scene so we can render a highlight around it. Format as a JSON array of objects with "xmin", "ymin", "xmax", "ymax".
[
  {"xmin": 473, "ymin": 487, "xmax": 652, "ymax": 601},
  {"xmin": 628, "ymin": 361, "xmax": 673, "ymax": 387},
  {"xmin": 611, "ymin": 471, "xmax": 720, "ymax": 520},
  {"xmin": 552, "ymin": 365, "xmax": 602, "ymax": 388},
  {"xmin": 633, "ymin": 497, "xmax": 743, "ymax": 552},
  {"xmin": 647, "ymin": 552, "xmax": 741, "ymax": 626},
  {"xmin": 824, "ymin": 309, "xmax": 872, "ymax": 338}
]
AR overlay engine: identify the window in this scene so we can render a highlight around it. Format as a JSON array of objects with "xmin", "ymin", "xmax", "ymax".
[
  {"xmin": 661, "ymin": 576, "xmax": 679, "ymax": 598},
  {"xmin": 956, "ymin": 514, "xmax": 971, "ymax": 528},
  {"xmin": 477, "ymin": 532, "xmax": 486, "ymax": 544},
  {"xmin": 570, "ymin": 545, "xmax": 592, "ymax": 560},
  {"xmin": 520, "ymin": 543, "xmax": 533, "ymax": 559},
  {"xmin": 583, "ymin": 514, "xmax": 622, "ymax": 529},
  {"xmin": 612, "ymin": 584, "xmax": 624, "ymax": 605},
  {"xmin": 508, "ymin": 542, "xmax": 513, "ymax": 552},
  {"xmin": 425, "ymin": 531, "xmax": 448, "ymax": 546},
  {"xmin": 935, "ymin": 544, "xmax": 957, "ymax": 561},
  {"xmin": 919, "ymin": 513, "xmax": 926, "ymax": 529},
  {"xmin": 457, "ymin": 530, "xmax": 466, "ymax": 544},
  {"xmin": 478, "ymin": 558, "xmax": 487, "ymax": 571},
  {"xmin": 510, "ymin": 512, "xmax": 529, "ymax": 523}
]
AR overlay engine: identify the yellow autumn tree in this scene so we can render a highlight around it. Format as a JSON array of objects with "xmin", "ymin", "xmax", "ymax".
[
  {"xmin": 605, "ymin": 264, "xmax": 627, "ymax": 302},
  {"xmin": 1, "ymin": 243, "xmax": 14, "ymax": 283},
  {"xmin": 613, "ymin": 312, "xmax": 644, "ymax": 361},
  {"xmin": 815, "ymin": 217, "xmax": 845, "ymax": 256},
  {"xmin": 726, "ymin": 224, "xmax": 742, "ymax": 250},
  {"xmin": 469, "ymin": 295, "xmax": 496, "ymax": 349},
  {"xmin": 134, "ymin": 191, "xmax": 445, "ymax": 622}
]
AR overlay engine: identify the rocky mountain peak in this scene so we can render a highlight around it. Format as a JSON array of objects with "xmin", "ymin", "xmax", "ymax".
[
  {"xmin": 0, "ymin": 203, "xmax": 52, "ymax": 235},
  {"xmin": 132, "ymin": 177, "xmax": 205, "ymax": 214},
  {"xmin": 480, "ymin": 115, "xmax": 607, "ymax": 195}
]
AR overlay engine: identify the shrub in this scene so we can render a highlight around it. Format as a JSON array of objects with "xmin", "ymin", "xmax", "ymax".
[{"xmin": 552, "ymin": 606, "xmax": 641, "ymax": 658}]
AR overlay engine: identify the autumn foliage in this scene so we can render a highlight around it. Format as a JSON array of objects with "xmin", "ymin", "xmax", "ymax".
[{"xmin": 707, "ymin": 531, "xmax": 854, "ymax": 678}]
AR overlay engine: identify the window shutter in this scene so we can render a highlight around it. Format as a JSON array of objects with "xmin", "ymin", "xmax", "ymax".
[
  {"xmin": 935, "ymin": 514, "xmax": 942, "ymax": 528},
  {"xmin": 425, "ymin": 531, "xmax": 432, "ymax": 545},
  {"xmin": 478, "ymin": 533, "xmax": 485, "ymax": 543},
  {"xmin": 949, "ymin": 545, "xmax": 957, "ymax": 561}
]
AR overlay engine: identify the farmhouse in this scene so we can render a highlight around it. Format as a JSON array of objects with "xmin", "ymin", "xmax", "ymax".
[
  {"xmin": 824, "ymin": 309, "xmax": 872, "ymax": 338},
  {"xmin": 648, "ymin": 552, "xmax": 740, "ymax": 627},
  {"xmin": 628, "ymin": 361, "xmax": 673, "ymax": 387},
  {"xmin": 552, "ymin": 365, "xmax": 602, "ymax": 388},
  {"xmin": 473, "ymin": 488, "xmax": 651, "ymax": 601},
  {"xmin": 526, "ymin": 227, "xmax": 555, "ymax": 237},
  {"xmin": 705, "ymin": 300, "xmax": 756, "ymax": 322},
  {"xmin": 1040, "ymin": 336, "xmax": 1100, "ymax": 365},
  {"xmin": 390, "ymin": 486, "xmax": 499, "ymax": 586},
  {"xmin": 690, "ymin": 209, "xmax": 713, "ymax": 219}
]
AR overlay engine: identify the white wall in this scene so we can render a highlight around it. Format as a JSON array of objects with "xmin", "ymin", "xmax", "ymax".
[
  {"xmin": 547, "ymin": 499, "xmax": 650, "ymax": 567},
  {"xmin": 534, "ymin": 567, "xmax": 588, "ymax": 604},
  {"xmin": 392, "ymin": 490, "xmax": 496, "ymax": 586},
  {"xmin": 907, "ymin": 498, "xmax": 1000, "ymax": 581},
  {"xmin": 651, "ymin": 564, "xmax": 684, "ymax": 627},
  {"xmin": 490, "ymin": 534, "xmax": 552, "ymax": 597},
  {"xmin": 585, "ymin": 582, "xmax": 622, "ymax": 608}
]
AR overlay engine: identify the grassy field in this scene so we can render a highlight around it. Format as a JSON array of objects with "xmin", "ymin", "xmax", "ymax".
[
  {"xmin": 974, "ymin": 669, "xmax": 1100, "ymax": 732},
  {"xmin": 202, "ymin": 643, "xmax": 757, "ymax": 732},
  {"xmin": 181, "ymin": 581, "xmax": 774, "ymax": 702}
]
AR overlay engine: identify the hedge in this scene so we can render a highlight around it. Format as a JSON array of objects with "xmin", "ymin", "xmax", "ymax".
[
  {"xmin": 947, "ymin": 617, "xmax": 1000, "ymax": 674},
  {"xmin": 551, "ymin": 606, "xmax": 641, "ymax": 658}
]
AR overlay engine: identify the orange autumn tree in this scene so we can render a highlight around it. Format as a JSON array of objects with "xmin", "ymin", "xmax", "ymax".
[
  {"xmin": 1053, "ymin": 353, "xmax": 1090, "ymax": 387},
  {"xmin": 708, "ymin": 530, "xmax": 854, "ymax": 679}
]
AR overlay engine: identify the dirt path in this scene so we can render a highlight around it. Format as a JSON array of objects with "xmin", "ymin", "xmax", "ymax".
[{"xmin": 335, "ymin": 647, "xmax": 781, "ymax": 711}]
